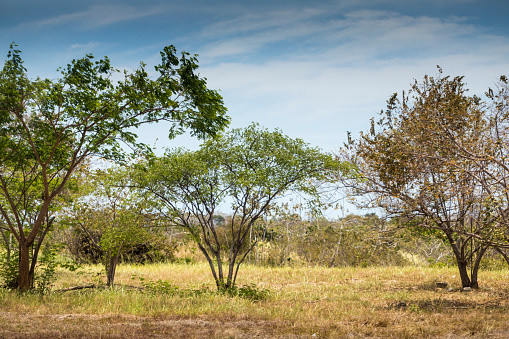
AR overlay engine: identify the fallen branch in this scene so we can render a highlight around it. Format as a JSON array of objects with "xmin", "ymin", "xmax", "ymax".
[
  {"xmin": 54, "ymin": 284, "xmax": 97, "ymax": 292},
  {"xmin": 54, "ymin": 283, "xmax": 145, "ymax": 293}
]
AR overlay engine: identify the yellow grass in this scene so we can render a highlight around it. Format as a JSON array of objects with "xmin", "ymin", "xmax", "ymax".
[{"xmin": 2, "ymin": 263, "xmax": 509, "ymax": 337}]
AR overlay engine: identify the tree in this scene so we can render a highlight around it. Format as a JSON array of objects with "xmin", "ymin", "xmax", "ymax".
[
  {"xmin": 134, "ymin": 124, "xmax": 342, "ymax": 290},
  {"xmin": 480, "ymin": 77, "xmax": 509, "ymax": 262},
  {"xmin": 419, "ymin": 75, "xmax": 509, "ymax": 265},
  {"xmin": 64, "ymin": 167, "xmax": 154, "ymax": 287},
  {"xmin": 0, "ymin": 43, "xmax": 229, "ymax": 290},
  {"xmin": 339, "ymin": 70, "xmax": 490, "ymax": 288}
]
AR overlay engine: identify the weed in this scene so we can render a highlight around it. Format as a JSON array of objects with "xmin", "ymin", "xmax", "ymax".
[
  {"xmin": 223, "ymin": 283, "xmax": 272, "ymax": 301},
  {"xmin": 131, "ymin": 274, "xmax": 270, "ymax": 301},
  {"xmin": 132, "ymin": 274, "xmax": 211, "ymax": 297},
  {"xmin": 409, "ymin": 303, "xmax": 421, "ymax": 313},
  {"xmin": 140, "ymin": 278, "xmax": 180, "ymax": 296},
  {"xmin": 173, "ymin": 257, "xmax": 196, "ymax": 265}
]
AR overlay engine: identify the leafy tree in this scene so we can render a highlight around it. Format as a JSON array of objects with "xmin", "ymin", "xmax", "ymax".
[
  {"xmin": 0, "ymin": 43, "xmax": 229, "ymax": 290},
  {"xmin": 64, "ymin": 167, "xmax": 155, "ymax": 286},
  {"xmin": 339, "ymin": 70, "xmax": 490, "ymax": 288},
  {"xmin": 433, "ymin": 76, "xmax": 509, "ymax": 262},
  {"xmin": 134, "ymin": 124, "xmax": 342, "ymax": 290},
  {"xmin": 406, "ymin": 75, "xmax": 509, "ymax": 266}
]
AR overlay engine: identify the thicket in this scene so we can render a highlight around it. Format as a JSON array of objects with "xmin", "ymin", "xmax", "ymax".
[{"xmin": 5, "ymin": 210, "xmax": 508, "ymax": 290}]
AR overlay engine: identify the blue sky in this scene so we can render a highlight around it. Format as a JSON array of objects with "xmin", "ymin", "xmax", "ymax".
[{"xmin": 1, "ymin": 0, "xmax": 508, "ymax": 154}]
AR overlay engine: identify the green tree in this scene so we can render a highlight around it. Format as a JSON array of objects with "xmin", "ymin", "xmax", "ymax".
[
  {"xmin": 0, "ymin": 43, "xmax": 229, "ymax": 290},
  {"xmin": 134, "ymin": 124, "xmax": 342, "ymax": 290},
  {"xmin": 65, "ymin": 167, "xmax": 154, "ymax": 287}
]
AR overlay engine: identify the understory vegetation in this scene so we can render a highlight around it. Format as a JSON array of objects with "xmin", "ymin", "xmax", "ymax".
[{"xmin": 2, "ymin": 212, "xmax": 508, "ymax": 293}]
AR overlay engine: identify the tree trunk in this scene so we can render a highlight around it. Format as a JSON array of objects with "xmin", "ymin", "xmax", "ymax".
[
  {"xmin": 495, "ymin": 247, "xmax": 509, "ymax": 266},
  {"xmin": 215, "ymin": 249, "xmax": 225, "ymax": 289},
  {"xmin": 28, "ymin": 223, "xmax": 52, "ymax": 287},
  {"xmin": 226, "ymin": 248, "xmax": 238, "ymax": 289},
  {"xmin": 232, "ymin": 241, "xmax": 257, "ymax": 288},
  {"xmin": 197, "ymin": 242, "xmax": 223, "ymax": 290},
  {"xmin": 445, "ymin": 231, "xmax": 472, "ymax": 288},
  {"xmin": 106, "ymin": 254, "xmax": 120, "ymax": 287},
  {"xmin": 470, "ymin": 246, "xmax": 487, "ymax": 289},
  {"xmin": 455, "ymin": 257, "xmax": 471, "ymax": 288},
  {"xmin": 18, "ymin": 242, "xmax": 33, "ymax": 291}
]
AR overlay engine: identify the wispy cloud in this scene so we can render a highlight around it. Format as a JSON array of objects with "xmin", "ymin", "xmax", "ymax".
[
  {"xmin": 198, "ymin": 6, "xmax": 496, "ymax": 67},
  {"xmin": 199, "ymin": 5, "xmax": 340, "ymax": 59},
  {"xmin": 25, "ymin": 4, "xmax": 165, "ymax": 30},
  {"xmin": 197, "ymin": 5, "xmax": 509, "ymax": 151},
  {"xmin": 70, "ymin": 42, "xmax": 101, "ymax": 51},
  {"xmin": 204, "ymin": 6, "xmax": 327, "ymax": 37}
]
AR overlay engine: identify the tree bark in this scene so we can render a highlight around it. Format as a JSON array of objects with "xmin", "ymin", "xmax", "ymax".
[
  {"xmin": 494, "ymin": 247, "xmax": 509, "ymax": 266},
  {"xmin": 197, "ymin": 242, "xmax": 222, "ymax": 290},
  {"xmin": 470, "ymin": 246, "xmax": 487, "ymax": 289},
  {"xmin": 18, "ymin": 241, "xmax": 33, "ymax": 291},
  {"xmin": 28, "ymin": 220, "xmax": 53, "ymax": 287},
  {"xmin": 455, "ymin": 257, "xmax": 471, "ymax": 288},
  {"xmin": 215, "ymin": 251, "xmax": 225, "ymax": 289},
  {"xmin": 445, "ymin": 231, "xmax": 472, "ymax": 288},
  {"xmin": 227, "ymin": 248, "xmax": 238, "ymax": 289},
  {"xmin": 106, "ymin": 253, "xmax": 120, "ymax": 287}
]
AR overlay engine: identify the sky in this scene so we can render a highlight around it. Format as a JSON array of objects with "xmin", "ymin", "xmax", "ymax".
[{"xmin": 1, "ymin": 0, "xmax": 509, "ymax": 215}]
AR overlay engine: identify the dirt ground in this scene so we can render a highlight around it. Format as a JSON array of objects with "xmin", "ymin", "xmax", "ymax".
[
  {"xmin": 0, "ymin": 313, "xmax": 300, "ymax": 338},
  {"xmin": 2, "ymin": 312, "xmax": 509, "ymax": 338}
]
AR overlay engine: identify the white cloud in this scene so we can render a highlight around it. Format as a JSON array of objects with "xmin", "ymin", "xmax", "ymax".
[
  {"xmin": 196, "ymin": 7, "xmax": 487, "ymax": 66},
  {"xmin": 197, "ymin": 5, "xmax": 509, "ymax": 72},
  {"xmin": 204, "ymin": 6, "xmax": 326, "ymax": 37},
  {"xmin": 70, "ymin": 42, "xmax": 101, "ymax": 51},
  {"xmin": 25, "ymin": 4, "xmax": 165, "ymax": 30},
  {"xmin": 138, "ymin": 47, "xmax": 509, "ymax": 160}
]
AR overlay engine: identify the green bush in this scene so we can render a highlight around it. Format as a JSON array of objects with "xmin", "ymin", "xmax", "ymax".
[
  {"xmin": 0, "ymin": 250, "xmax": 19, "ymax": 289},
  {"xmin": 225, "ymin": 283, "xmax": 271, "ymax": 301}
]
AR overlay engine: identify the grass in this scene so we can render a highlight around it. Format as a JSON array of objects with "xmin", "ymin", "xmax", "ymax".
[{"xmin": 2, "ymin": 263, "xmax": 509, "ymax": 337}]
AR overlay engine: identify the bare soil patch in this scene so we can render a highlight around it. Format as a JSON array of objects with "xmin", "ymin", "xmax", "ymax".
[{"xmin": 0, "ymin": 313, "xmax": 290, "ymax": 338}]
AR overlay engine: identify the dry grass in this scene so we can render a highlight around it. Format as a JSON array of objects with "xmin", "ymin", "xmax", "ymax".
[{"xmin": 1, "ymin": 263, "xmax": 509, "ymax": 338}]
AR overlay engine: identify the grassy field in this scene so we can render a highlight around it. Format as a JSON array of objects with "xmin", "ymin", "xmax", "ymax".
[{"xmin": 1, "ymin": 263, "xmax": 509, "ymax": 338}]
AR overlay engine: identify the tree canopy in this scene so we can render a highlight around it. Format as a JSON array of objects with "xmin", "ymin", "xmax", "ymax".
[
  {"xmin": 338, "ymin": 69, "xmax": 495, "ymax": 287},
  {"xmin": 0, "ymin": 43, "xmax": 229, "ymax": 290},
  {"xmin": 133, "ymin": 124, "xmax": 343, "ymax": 289}
]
